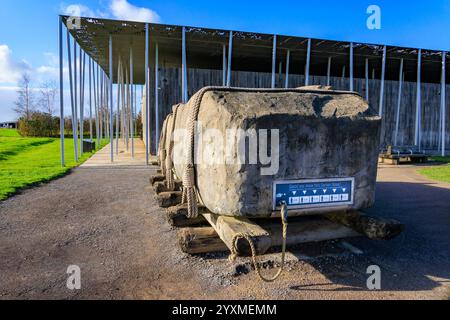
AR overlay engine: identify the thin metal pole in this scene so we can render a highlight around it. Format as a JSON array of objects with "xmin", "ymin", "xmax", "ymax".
[
  {"xmin": 155, "ymin": 42, "xmax": 160, "ymax": 151},
  {"xmin": 271, "ymin": 35, "xmax": 277, "ymax": 88},
  {"xmin": 73, "ymin": 41, "xmax": 79, "ymax": 161},
  {"xmin": 349, "ymin": 42, "xmax": 354, "ymax": 91},
  {"xmin": 326, "ymin": 56, "xmax": 331, "ymax": 86},
  {"xmin": 145, "ymin": 23, "xmax": 149, "ymax": 164},
  {"xmin": 95, "ymin": 64, "xmax": 100, "ymax": 144},
  {"xmin": 379, "ymin": 45, "xmax": 387, "ymax": 117},
  {"xmin": 125, "ymin": 68, "xmax": 129, "ymax": 151},
  {"xmin": 80, "ymin": 50, "xmax": 85, "ymax": 155},
  {"xmin": 305, "ymin": 38, "xmax": 311, "ymax": 86},
  {"xmin": 394, "ymin": 58, "xmax": 404, "ymax": 146},
  {"xmin": 116, "ymin": 57, "xmax": 121, "ymax": 155},
  {"xmin": 118, "ymin": 64, "xmax": 127, "ymax": 142},
  {"xmin": 93, "ymin": 61, "xmax": 98, "ymax": 145},
  {"xmin": 182, "ymin": 27, "xmax": 187, "ymax": 103},
  {"xmin": 415, "ymin": 49, "xmax": 422, "ymax": 147},
  {"xmin": 66, "ymin": 32, "xmax": 77, "ymax": 162},
  {"xmin": 59, "ymin": 17, "xmax": 65, "ymax": 167},
  {"xmin": 227, "ymin": 31, "xmax": 233, "ymax": 87},
  {"xmin": 89, "ymin": 57, "xmax": 93, "ymax": 142},
  {"xmin": 130, "ymin": 45, "xmax": 134, "ymax": 158},
  {"xmin": 109, "ymin": 34, "xmax": 114, "ymax": 162},
  {"xmin": 342, "ymin": 65, "xmax": 345, "ymax": 79},
  {"xmin": 99, "ymin": 67, "xmax": 103, "ymax": 142},
  {"xmin": 222, "ymin": 44, "xmax": 227, "ymax": 86},
  {"xmin": 441, "ymin": 52, "xmax": 446, "ymax": 156},
  {"xmin": 285, "ymin": 50, "xmax": 290, "ymax": 88},
  {"xmin": 365, "ymin": 58, "xmax": 369, "ymax": 101}
]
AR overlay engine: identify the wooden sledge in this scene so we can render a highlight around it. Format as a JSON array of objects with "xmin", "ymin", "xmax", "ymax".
[
  {"xmin": 177, "ymin": 210, "xmax": 404, "ymax": 256},
  {"xmin": 149, "ymin": 166, "xmax": 403, "ymax": 257}
]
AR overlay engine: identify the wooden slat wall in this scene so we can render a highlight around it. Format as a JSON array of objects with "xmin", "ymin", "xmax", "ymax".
[{"xmin": 144, "ymin": 67, "xmax": 449, "ymax": 153}]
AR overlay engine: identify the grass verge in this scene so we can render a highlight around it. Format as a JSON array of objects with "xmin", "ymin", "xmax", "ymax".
[
  {"xmin": 417, "ymin": 156, "xmax": 450, "ymax": 183},
  {"xmin": 0, "ymin": 129, "xmax": 108, "ymax": 200}
]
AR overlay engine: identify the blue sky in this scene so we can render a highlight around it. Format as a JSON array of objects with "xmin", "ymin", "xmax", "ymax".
[{"xmin": 1, "ymin": 0, "xmax": 450, "ymax": 122}]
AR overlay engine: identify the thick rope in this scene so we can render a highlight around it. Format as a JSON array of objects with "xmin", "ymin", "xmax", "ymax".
[
  {"xmin": 182, "ymin": 89, "xmax": 208, "ymax": 218},
  {"xmin": 166, "ymin": 106, "xmax": 180, "ymax": 190},
  {"xmin": 229, "ymin": 202, "xmax": 289, "ymax": 282},
  {"xmin": 158, "ymin": 117, "xmax": 168, "ymax": 176},
  {"xmin": 181, "ymin": 86, "xmax": 355, "ymax": 220}
]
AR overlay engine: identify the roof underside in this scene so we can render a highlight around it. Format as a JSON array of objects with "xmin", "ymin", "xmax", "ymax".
[{"xmin": 62, "ymin": 15, "xmax": 449, "ymax": 85}]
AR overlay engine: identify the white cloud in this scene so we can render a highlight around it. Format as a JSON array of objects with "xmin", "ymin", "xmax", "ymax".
[
  {"xmin": 62, "ymin": 3, "xmax": 95, "ymax": 17},
  {"xmin": 61, "ymin": 1, "xmax": 160, "ymax": 23},
  {"xmin": 109, "ymin": 0, "xmax": 161, "ymax": 23},
  {"xmin": 0, "ymin": 45, "xmax": 32, "ymax": 84}
]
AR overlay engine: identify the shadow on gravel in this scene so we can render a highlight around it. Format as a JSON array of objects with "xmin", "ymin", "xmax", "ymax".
[{"xmin": 289, "ymin": 181, "xmax": 450, "ymax": 293}]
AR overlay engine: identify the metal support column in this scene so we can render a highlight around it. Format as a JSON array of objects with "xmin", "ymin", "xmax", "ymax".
[
  {"xmin": 116, "ymin": 57, "xmax": 121, "ymax": 155},
  {"xmin": 227, "ymin": 31, "xmax": 233, "ymax": 87},
  {"xmin": 441, "ymin": 52, "xmax": 446, "ymax": 156},
  {"xmin": 66, "ymin": 31, "xmax": 77, "ymax": 162},
  {"xmin": 415, "ymin": 49, "xmax": 422, "ymax": 147},
  {"xmin": 271, "ymin": 35, "xmax": 277, "ymax": 88},
  {"xmin": 79, "ymin": 50, "xmax": 85, "ymax": 155},
  {"xmin": 59, "ymin": 17, "xmax": 65, "ymax": 167},
  {"xmin": 155, "ymin": 42, "xmax": 160, "ymax": 151},
  {"xmin": 365, "ymin": 58, "xmax": 369, "ymax": 101},
  {"xmin": 73, "ymin": 41, "xmax": 79, "ymax": 161},
  {"xmin": 182, "ymin": 27, "xmax": 188, "ymax": 103},
  {"xmin": 379, "ymin": 45, "xmax": 387, "ymax": 117},
  {"xmin": 394, "ymin": 58, "xmax": 404, "ymax": 146},
  {"xmin": 130, "ymin": 46, "xmax": 134, "ymax": 158},
  {"xmin": 349, "ymin": 42, "xmax": 354, "ymax": 91},
  {"xmin": 109, "ymin": 34, "xmax": 114, "ymax": 162},
  {"xmin": 305, "ymin": 38, "xmax": 311, "ymax": 86},
  {"xmin": 145, "ymin": 23, "xmax": 149, "ymax": 164},
  {"xmin": 89, "ymin": 57, "xmax": 93, "ymax": 141},
  {"xmin": 285, "ymin": 50, "xmax": 290, "ymax": 88}
]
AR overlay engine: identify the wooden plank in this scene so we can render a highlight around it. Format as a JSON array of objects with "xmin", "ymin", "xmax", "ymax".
[
  {"xmin": 262, "ymin": 216, "xmax": 360, "ymax": 246},
  {"xmin": 166, "ymin": 203, "xmax": 207, "ymax": 227},
  {"xmin": 149, "ymin": 174, "xmax": 165, "ymax": 185},
  {"xmin": 178, "ymin": 227, "xmax": 227, "ymax": 254},
  {"xmin": 156, "ymin": 191, "xmax": 182, "ymax": 208},
  {"xmin": 326, "ymin": 210, "xmax": 404, "ymax": 240},
  {"xmin": 153, "ymin": 180, "xmax": 182, "ymax": 194},
  {"xmin": 179, "ymin": 216, "xmax": 361, "ymax": 255},
  {"xmin": 202, "ymin": 213, "xmax": 271, "ymax": 256}
]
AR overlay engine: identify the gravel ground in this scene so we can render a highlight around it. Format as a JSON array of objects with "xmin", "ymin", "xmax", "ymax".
[{"xmin": 0, "ymin": 162, "xmax": 449, "ymax": 300}]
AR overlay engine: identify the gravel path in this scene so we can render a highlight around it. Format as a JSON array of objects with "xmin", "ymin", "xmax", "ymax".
[{"xmin": 0, "ymin": 148, "xmax": 449, "ymax": 299}]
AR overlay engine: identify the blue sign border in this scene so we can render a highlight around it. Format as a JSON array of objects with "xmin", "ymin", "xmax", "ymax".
[{"xmin": 272, "ymin": 177, "xmax": 355, "ymax": 210}]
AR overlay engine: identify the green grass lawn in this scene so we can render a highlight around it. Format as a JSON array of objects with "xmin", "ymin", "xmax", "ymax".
[
  {"xmin": 418, "ymin": 156, "xmax": 450, "ymax": 184},
  {"xmin": 0, "ymin": 129, "xmax": 108, "ymax": 200}
]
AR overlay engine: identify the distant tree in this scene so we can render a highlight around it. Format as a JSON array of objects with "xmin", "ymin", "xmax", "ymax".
[
  {"xmin": 136, "ymin": 111, "xmax": 143, "ymax": 139},
  {"xmin": 13, "ymin": 73, "xmax": 35, "ymax": 120},
  {"xmin": 38, "ymin": 81, "xmax": 57, "ymax": 116}
]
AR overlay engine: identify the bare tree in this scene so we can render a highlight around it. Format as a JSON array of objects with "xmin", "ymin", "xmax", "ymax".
[
  {"xmin": 39, "ymin": 81, "xmax": 57, "ymax": 116},
  {"xmin": 13, "ymin": 73, "xmax": 35, "ymax": 119}
]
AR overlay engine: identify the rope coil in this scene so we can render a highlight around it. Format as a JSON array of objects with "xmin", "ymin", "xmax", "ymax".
[
  {"xmin": 158, "ymin": 116, "xmax": 168, "ymax": 175},
  {"xmin": 166, "ymin": 105, "xmax": 180, "ymax": 191},
  {"xmin": 229, "ymin": 202, "xmax": 289, "ymax": 282}
]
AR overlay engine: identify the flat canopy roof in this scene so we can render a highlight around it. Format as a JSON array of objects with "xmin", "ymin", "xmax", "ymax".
[{"xmin": 62, "ymin": 15, "xmax": 448, "ymax": 85}]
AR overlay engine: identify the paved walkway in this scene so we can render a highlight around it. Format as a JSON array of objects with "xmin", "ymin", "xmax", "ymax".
[{"xmin": 81, "ymin": 139, "xmax": 155, "ymax": 168}]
